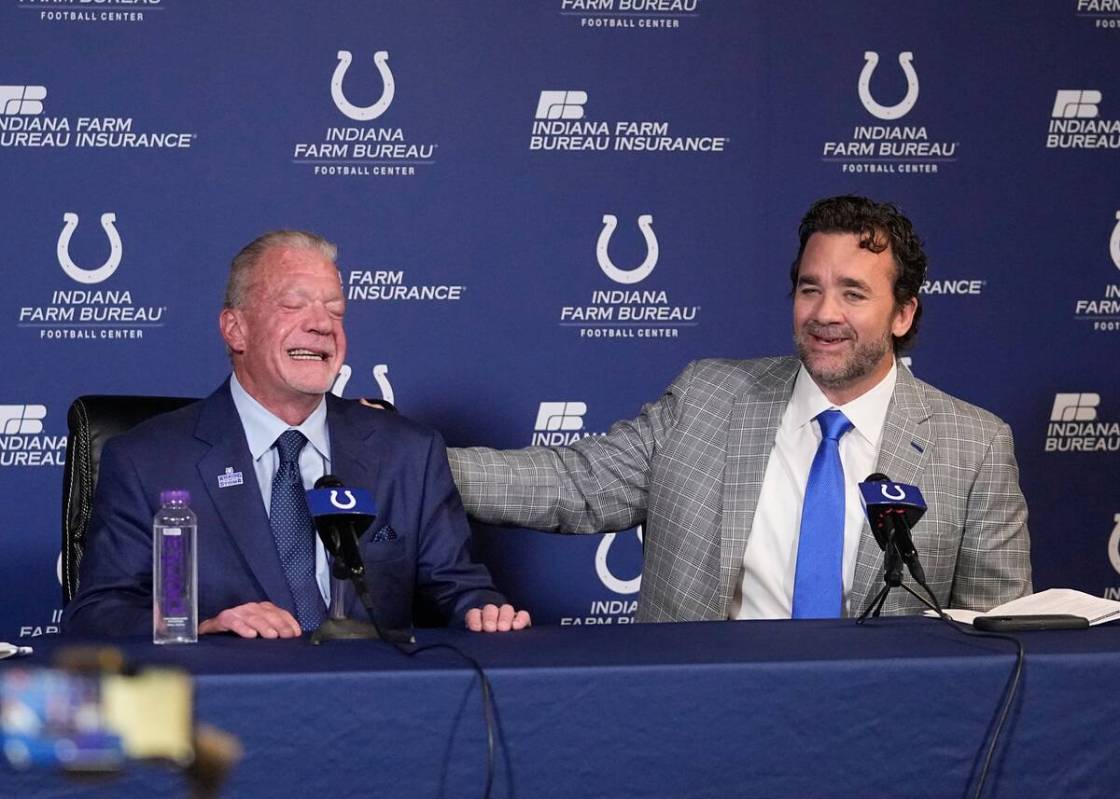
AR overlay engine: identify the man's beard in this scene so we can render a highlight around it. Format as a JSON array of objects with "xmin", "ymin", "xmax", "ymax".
[{"xmin": 794, "ymin": 321, "xmax": 893, "ymax": 391}]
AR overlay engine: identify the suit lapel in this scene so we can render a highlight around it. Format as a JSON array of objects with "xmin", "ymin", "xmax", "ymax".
[
  {"xmin": 194, "ymin": 382, "xmax": 294, "ymax": 610},
  {"xmin": 849, "ymin": 364, "xmax": 934, "ymax": 613},
  {"xmin": 325, "ymin": 395, "xmax": 380, "ymax": 502},
  {"xmin": 719, "ymin": 359, "xmax": 799, "ymax": 612}
]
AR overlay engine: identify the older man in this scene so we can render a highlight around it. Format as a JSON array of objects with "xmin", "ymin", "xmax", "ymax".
[
  {"xmin": 65, "ymin": 230, "xmax": 528, "ymax": 637},
  {"xmin": 450, "ymin": 195, "xmax": 1032, "ymax": 621}
]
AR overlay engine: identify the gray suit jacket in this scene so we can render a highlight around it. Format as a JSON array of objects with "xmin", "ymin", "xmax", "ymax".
[{"xmin": 449, "ymin": 357, "xmax": 1032, "ymax": 621}]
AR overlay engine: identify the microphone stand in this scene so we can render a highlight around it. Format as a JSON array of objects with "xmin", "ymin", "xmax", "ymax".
[
  {"xmin": 310, "ymin": 560, "xmax": 382, "ymax": 644},
  {"xmin": 311, "ymin": 556, "xmax": 414, "ymax": 645},
  {"xmin": 857, "ymin": 524, "xmax": 942, "ymax": 622}
]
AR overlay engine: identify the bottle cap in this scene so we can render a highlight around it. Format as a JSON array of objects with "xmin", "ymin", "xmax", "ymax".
[{"xmin": 159, "ymin": 489, "xmax": 191, "ymax": 505}]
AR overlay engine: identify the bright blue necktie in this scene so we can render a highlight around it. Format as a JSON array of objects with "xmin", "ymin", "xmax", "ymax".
[
  {"xmin": 270, "ymin": 430, "xmax": 325, "ymax": 631},
  {"xmin": 792, "ymin": 410, "xmax": 853, "ymax": 619}
]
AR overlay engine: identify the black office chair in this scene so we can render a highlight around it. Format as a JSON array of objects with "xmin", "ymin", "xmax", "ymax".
[{"xmin": 61, "ymin": 395, "xmax": 197, "ymax": 604}]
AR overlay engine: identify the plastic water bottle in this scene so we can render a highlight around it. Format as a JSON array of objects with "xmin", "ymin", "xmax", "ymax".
[{"xmin": 153, "ymin": 489, "xmax": 197, "ymax": 644}]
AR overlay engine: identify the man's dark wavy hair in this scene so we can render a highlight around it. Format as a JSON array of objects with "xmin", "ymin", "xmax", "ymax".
[{"xmin": 789, "ymin": 195, "xmax": 927, "ymax": 351}]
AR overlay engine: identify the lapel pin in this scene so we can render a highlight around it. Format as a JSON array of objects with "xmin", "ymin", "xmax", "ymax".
[
  {"xmin": 910, "ymin": 441, "xmax": 925, "ymax": 454},
  {"xmin": 217, "ymin": 466, "xmax": 244, "ymax": 488}
]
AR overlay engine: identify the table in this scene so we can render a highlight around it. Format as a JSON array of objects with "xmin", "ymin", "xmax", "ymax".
[{"xmin": 3, "ymin": 617, "xmax": 1119, "ymax": 798}]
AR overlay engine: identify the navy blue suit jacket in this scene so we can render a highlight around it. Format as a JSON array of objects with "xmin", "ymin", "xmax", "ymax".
[{"xmin": 63, "ymin": 381, "xmax": 506, "ymax": 636}]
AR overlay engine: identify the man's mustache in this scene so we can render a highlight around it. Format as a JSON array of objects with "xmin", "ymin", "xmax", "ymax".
[{"xmin": 802, "ymin": 322, "xmax": 854, "ymax": 340}]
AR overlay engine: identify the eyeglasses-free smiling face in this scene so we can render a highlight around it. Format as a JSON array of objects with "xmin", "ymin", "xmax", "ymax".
[
  {"xmin": 792, "ymin": 231, "xmax": 916, "ymax": 406},
  {"xmin": 220, "ymin": 245, "xmax": 347, "ymax": 424}
]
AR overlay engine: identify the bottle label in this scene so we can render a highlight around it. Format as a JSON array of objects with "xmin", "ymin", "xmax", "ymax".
[{"xmin": 160, "ymin": 531, "xmax": 187, "ymax": 617}]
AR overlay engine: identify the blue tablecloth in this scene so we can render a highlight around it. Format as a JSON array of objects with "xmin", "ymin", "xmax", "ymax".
[{"xmin": 4, "ymin": 617, "xmax": 1119, "ymax": 798}]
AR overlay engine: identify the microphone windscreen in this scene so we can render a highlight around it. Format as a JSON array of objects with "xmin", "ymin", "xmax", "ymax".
[
  {"xmin": 315, "ymin": 473, "xmax": 345, "ymax": 489},
  {"xmin": 306, "ymin": 486, "xmax": 377, "ymax": 519}
]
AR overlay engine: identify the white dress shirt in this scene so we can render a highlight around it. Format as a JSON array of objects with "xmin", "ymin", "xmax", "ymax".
[
  {"xmin": 229, "ymin": 373, "xmax": 332, "ymax": 604},
  {"xmin": 730, "ymin": 362, "xmax": 897, "ymax": 619}
]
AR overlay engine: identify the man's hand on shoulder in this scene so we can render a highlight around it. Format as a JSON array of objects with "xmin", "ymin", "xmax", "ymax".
[
  {"xmin": 199, "ymin": 601, "xmax": 303, "ymax": 639},
  {"xmin": 465, "ymin": 603, "xmax": 531, "ymax": 633}
]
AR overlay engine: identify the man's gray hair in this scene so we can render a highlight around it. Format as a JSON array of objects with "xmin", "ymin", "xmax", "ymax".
[{"xmin": 223, "ymin": 230, "xmax": 338, "ymax": 309}]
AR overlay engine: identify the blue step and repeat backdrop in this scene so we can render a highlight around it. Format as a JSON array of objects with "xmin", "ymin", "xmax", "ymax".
[{"xmin": 1, "ymin": 1, "xmax": 1117, "ymax": 639}]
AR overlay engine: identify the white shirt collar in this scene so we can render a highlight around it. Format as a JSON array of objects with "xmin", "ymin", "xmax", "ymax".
[
  {"xmin": 788, "ymin": 360, "xmax": 897, "ymax": 449},
  {"xmin": 229, "ymin": 372, "xmax": 330, "ymax": 462}
]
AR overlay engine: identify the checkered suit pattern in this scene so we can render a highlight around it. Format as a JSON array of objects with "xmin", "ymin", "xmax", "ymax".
[{"xmin": 449, "ymin": 357, "xmax": 1032, "ymax": 622}]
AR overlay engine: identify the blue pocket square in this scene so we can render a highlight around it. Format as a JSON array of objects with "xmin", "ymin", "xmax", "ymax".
[{"xmin": 371, "ymin": 524, "xmax": 397, "ymax": 543}]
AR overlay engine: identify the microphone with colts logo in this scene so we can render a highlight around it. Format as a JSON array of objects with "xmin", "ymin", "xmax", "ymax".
[
  {"xmin": 856, "ymin": 473, "xmax": 942, "ymax": 620},
  {"xmin": 305, "ymin": 474, "xmax": 376, "ymax": 585},
  {"xmin": 859, "ymin": 473, "xmax": 928, "ymax": 585}
]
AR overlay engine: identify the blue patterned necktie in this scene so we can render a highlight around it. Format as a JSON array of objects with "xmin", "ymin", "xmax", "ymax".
[
  {"xmin": 270, "ymin": 430, "xmax": 325, "ymax": 631},
  {"xmin": 792, "ymin": 410, "xmax": 854, "ymax": 619}
]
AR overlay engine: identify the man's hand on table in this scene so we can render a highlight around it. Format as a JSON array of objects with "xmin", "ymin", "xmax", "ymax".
[
  {"xmin": 465, "ymin": 604, "xmax": 531, "ymax": 633},
  {"xmin": 199, "ymin": 601, "xmax": 303, "ymax": 639}
]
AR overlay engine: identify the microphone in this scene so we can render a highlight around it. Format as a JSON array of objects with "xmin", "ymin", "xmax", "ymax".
[
  {"xmin": 306, "ymin": 475, "xmax": 376, "ymax": 582},
  {"xmin": 306, "ymin": 476, "xmax": 407, "ymax": 643},
  {"xmin": 855, "ymin": 474, "xmax": 944, "ymax": 621},
  {"xmin": 859, "ymin": 472, "xmax": 928, "ymax": 584}
]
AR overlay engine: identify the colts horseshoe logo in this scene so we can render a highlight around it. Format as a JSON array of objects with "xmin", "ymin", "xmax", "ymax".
[
  {"xmin": 57, "ymin": 212, "xmax": 122, "ymax": 284},
  {"xmin": 329, "ymin": 363, "xmax": 394, "ymax": 403},
  {"xmin": 1110, "ymin": 211, "xmax": 1120, "ymax": 271},
  {"xmin": 596, "ymin": 214, "xmax": 659, "ymax": 284},
  {"xmin": 329, "ymin": 490, "xmax": 358, "ymax": 510},
  {"xmin": 880, "ymin": 484, "xmax": 906, "ymax": 501},
  {"xmin": 858, "ymin": 51, "xmax": 919, "ymax": 121},
  {"xmin": 595, "ymin": 526, "xmax": 643, "ymax": 595},
  {"xmin": 331, "ymin": 50, "xmax": 395, "ymax": 121}
]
